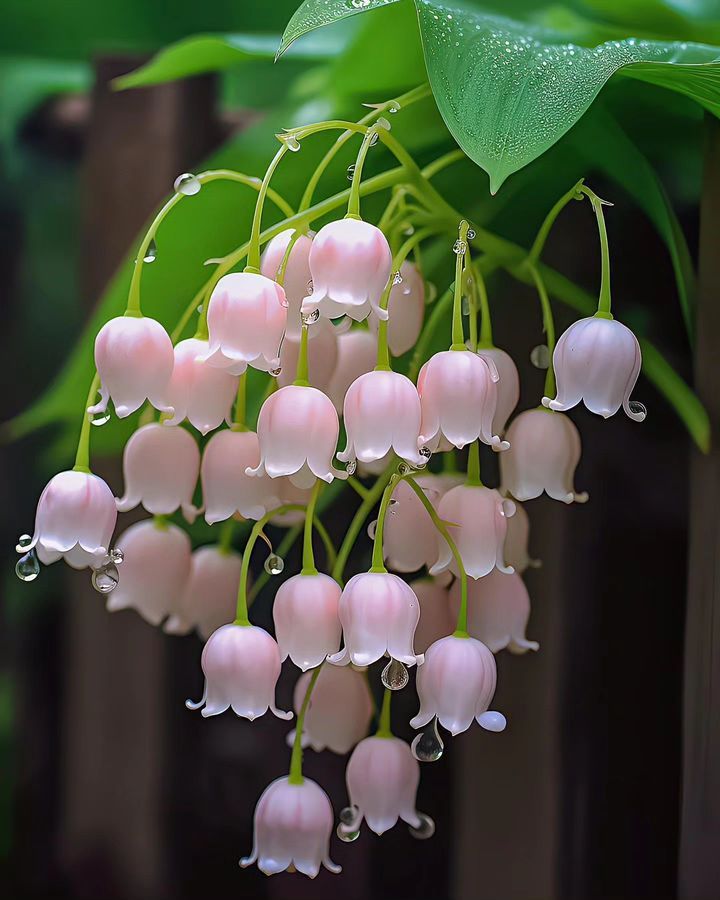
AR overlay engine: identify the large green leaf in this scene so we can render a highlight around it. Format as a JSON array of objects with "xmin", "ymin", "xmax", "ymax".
[{"xmin": 280, "ymin": 0, "xmax": 401, "ymax": 55}]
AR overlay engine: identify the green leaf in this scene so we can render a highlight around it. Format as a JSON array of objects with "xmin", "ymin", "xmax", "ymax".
[{"xmin": 280, "ymin": 0, "xmax": 401, "ymax": 56}]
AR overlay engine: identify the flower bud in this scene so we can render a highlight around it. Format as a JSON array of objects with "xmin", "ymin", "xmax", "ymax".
[
  {"xmin": 327, "ymin": 329, "xmax": 378, "ymax": 413},
  {"xmin": 201, "ymin": 429, "xmax": 280, "ymax": 523},
  {"xmin": 273, "ymin": 573, "xmax": 342, "ymax": 670},
  {"xmin": 261, "ymin": 228, "xmax": 313, "ymax": 337},
  {"xmin": 477, "ymin": 346, "xmax": 520, "ymax": 435},
  {"xmin": 163, "ymin": 337, "xmax": 238, "ymax": 434},
  {"xmin": 164, "ymin": 545, "xmax": 243, "ymax": 639},
  {"xmin": 368, "ymin": 260, "xmax": 425, "ymax": 355}
]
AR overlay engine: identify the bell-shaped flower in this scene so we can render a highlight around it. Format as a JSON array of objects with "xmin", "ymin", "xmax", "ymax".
[
  {"xmin": 247, "ymin": 384, "xmax": 346, "ymax": 488},
  {"xmin": 500, "ymin": 408, "xmax": 588, "ymax": 504},
  {"xmin": 89, "ymin": 315, "xmax": 174, "ymax": 418},
  {"xmin": 163, "ymin": 337, "xmax": 238, "ymax": 434},
  {"xmin": 164, "ymin": 545, "xmax": 243, "ymax": 639},
  {"xmin": 339, "ymin": 370, "xmax": 424, "ymax": 467},
  {"xmin": 328, "ymin": 572, "xmax": 423, "ymax": 668},
  {"xmin": 186, "ymin": 623, "xmax": 291, "ymax": 720},
  {"xmin": 368, "ymin": 260, "xmax": 425, "ymax": 356},
  {"xmin": 411, "ymin": 578, "xmax": 454, "ymax": 655},
  {"xmin": 417, "ymin": 350, "xmax": 507, "ymax": 452},
  {"xmin": 383, "ymin": 478, "xmax": 440, "ymax": 573},
  {"xmin": 261, "ymin": 228, "xmax": 313, "ymax": 336},
  {"xmin": 240, "ymin": 776, "xmax": 340, "ymax": 877},
  {"xmin": 430, "ymin": 484, "xmax": 515, "ymax": 580},
  {"xmin": 28, "ymin": 470, "xmax": 116, "ymax": 569},
  {"xmin": 301, "ymin": 218, "xmax": 391, "ymax": 322},
  {"xmin": 288, "ymin": 664, "xmax": 373, "ymax": 755},
  {"xmin": 327, "ymin": 329, "xmax": 378, "ymax": 413},
  {"xmin": 542, "ymin": 315, "xmax": 644, "ymax": 420},
  {"xmin": 477, "ymin": 346, "xmax": 520, "ymax": 435},
  {"xmin": 273, "ymin": 573, "xmax": 342, "ymax": 671},
  {"xmin": 201, "ymin": 429, "xmax": 280, "ymax": 523},
  {"xmin": 202, "ymin": 272, "xmax": 287, "ymax": 375},
  {"xmin": 451, "ymin": 569, "xmax": 539, "ymax": 654},
  {"xmin": 106, "ymin": 519, "xmax": 191, "ymax": 625},
  {"xmin": 116, "ymin": 422, "xmax": 200, "ymax": 523},
  {"xmin": 277, "ymin": 318, "xmax": 338, "ymax": 391},
  {"xmin": 411, "ymin": 634, "xmax": 506, "ymax": 736},
  {"xmin": 503, "ymin": 500, "xmax": 540, "ymax": 573},
  {"xmin": 344, "ymin": 736, "xmax": 429, "ymax": 836}
]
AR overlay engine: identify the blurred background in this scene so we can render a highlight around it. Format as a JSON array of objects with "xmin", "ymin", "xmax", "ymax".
[{"xmin": 0, "ymin": 1, "xmax": 718, "ymax": 898}]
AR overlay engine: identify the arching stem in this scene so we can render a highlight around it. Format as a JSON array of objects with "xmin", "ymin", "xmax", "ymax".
[
  {"xmin": 73, "ymin": 373, "xmax": 100, "ymax": 472},
  {"xmin": 450, "ymin": 220, "xmax": 470, "ymax": 350},
  {"xmin": 579, "ymin": 184, "xmax": 613, "ymax": 318},
  {"xmin": 527, "ymin": 262, "xmax": 557, "ymax": 398},
  {"xmin": 288, "ymin": 664, "xmax": 322, "ymax": 785},
  {"xmin": 301, "ymin": 480, "xmax": 322, "ymax": 576},
  {"xmin": 376, "ymin": 688, "xmax": 393, "ymax": 738}
]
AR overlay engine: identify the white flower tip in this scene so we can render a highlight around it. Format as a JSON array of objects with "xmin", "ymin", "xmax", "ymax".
[
  {"xmin": 540, "ymin": 397, "xmax": 552, "ymax": 408},
  {"xmin": 272, "ymin": 706, "xmax": 294, "ymax": 721},
  {"xmin": 491, "ymin": 437, "xmax": 510, "ymax": 452}
]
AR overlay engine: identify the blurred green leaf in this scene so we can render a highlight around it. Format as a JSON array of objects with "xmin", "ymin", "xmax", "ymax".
[{"xmin": 580, "ymin": 0, "xmax": 720, "ymax": 43}]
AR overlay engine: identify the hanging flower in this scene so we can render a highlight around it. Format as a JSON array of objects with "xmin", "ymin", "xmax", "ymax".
[
  {"xmin": 276, "ymin": 318, "xmax": 338, "ymax": 391},
  {"xmin": 476, "ymin": 346, "xmax": 520, "ymax": 435},
  {"xmin": 201, "ymin": 429, "xmax": 280, "ymax": 523},
  {"xmin": 542, "ymin": 315, "xmax": 645, "ymax": 421},
  {"xmin": 261, "ymin": 228, "xmax": 313, "ymax": 336},
  {"xmin": 202, "ymin": 272, "xmax": 288, "ymax": 375},
  {"xmin": 500, "ymin": 408, "xmax": 588, "ymax": 504},
  {"xmin": 240, "ymin": 776, "xmax": 340, "ymax": 877},
  {"xmin": 106, "ymin": 519, "xmax": 192, "ymax": 625},
  {"xmin": 450, "ymin": 569, "xmax": 539, "ymax": 654},
  {"xmin": 417, "ymin": 350, "xmax": 508, "ymax": 452},
  {"xmin": 368, "ymin": 260, "xmax": 425, "ymax": 356},
  {"xmin": 164, "ymin": 545, "xmax": 242, "ymax": 639},
  {"xmin": 301, "ymin": 218, "xmax": 392, "ymax": 322},
  {"xmin": 411, "ymin": 635, "xmax": 506, "ymax": 736},
  {"xmin": 28, "ymin": 470, "xmax": 117, "ymax": 569},
  {"xmin": 116, "ymin": 422, "xmax": 201, "ymax": 523},
  {"xmin": 382, "ymin": 478, "xmax": 440, "ymax": 573},
  {"xmin": 503, "ymin": 500, "xmax": 540, "ymax": 573},
  {"xmin": 247, "ymin": 384, "xmax": 346, "ymax": 488},
  {"xmin": 338, "ymin": 370, "xmax": 424, "ymax": 467},
  {"xmin": 328, "ymin": 572, "xmax": 423, "ymax": 668},
  {"xmin": 273, "ymin": 573, "xmax": 342, "ymax": 671},
  {"xmin": 163, "ymin": 337, "xmax": 238, "ymax": 435},
  {"xmin": 327, "ymin": 329, "xmax": 377, "ymax": 413},
  {"xmin": 89, "ymin": 315, "xmax": 174, "ymax": 418},
  {"xmin": 186, "ymin": 623, "xmax": 291, "ymax": 720},
  {"xmin": 411, "ymin": 578, "xmax": 454, "ymax": 655}
]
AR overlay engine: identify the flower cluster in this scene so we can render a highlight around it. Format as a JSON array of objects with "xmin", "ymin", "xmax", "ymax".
[{"xmin": 14, "ymin": 100, "xmax": 645, "ymax": 878}]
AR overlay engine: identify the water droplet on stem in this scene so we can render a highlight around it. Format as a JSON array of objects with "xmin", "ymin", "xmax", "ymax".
[{"xmin": 173, "ymin": 173, "xmax": 201, "ymax": 196}]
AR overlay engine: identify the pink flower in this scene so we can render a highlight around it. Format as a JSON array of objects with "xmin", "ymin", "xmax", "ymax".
[
  {"xmin": 368, "ymin": 260, "xmax": 425, "ymax": 355},
  {"xmin": 186, "ymin": 623, "xmax": 291, "ymax": 721},
  {"xmin": 411, "ymin": 578, "xmax": 454, "ymax": 655},
  {"xmin": 270, "ymin": 478, "xmax": 315, "ymax": 526},
  {"xmin": 240, "ymin": 776, "xmax": 340, "ymax": 877},
  {"xmin": 28, "ymin": 470, "xmax": 117, "ymax": 569},
  {"xmin": 276, "ymin": 318, "xmax": 338, "ymax": 390},
  {"xmin": 339, "ymin": 370, "xmax": 424, "ymax": 467},
  {"xmin": 382, "ymin": 478, "xmax": 440, "ymax": 573},
  {"xmin": 163, "ymin": 337, "xmax": 238, "ymax": 434},
  {"xmin": 106, "ymin": 519, "xmax": 192, "ymax": 625},
  {"xmin": 450, "ymin": 569, "xmax": 539, "ymax": 654},
  {"xmin": 503, "ymin": 500, "xmax": 540, "ymax": 573},
  {"xmin": 273, "ymin": 573, "xmax": 342, "ymax": 671},
  {"xmin": 417, "ymin": 350, "xmax": 507, "ymax": 452},
  {"xmin": 260, "ymin": 228, "xmax": 313, "ymax": 336},
  {"xmin": 411, "ymin": 635, "xmax": 506, "ymax": 736},
  {"xmin": 288, "ymin": 665, "xmax": 373, "ymax": 755},
  {"xmin": 247, "ymin": 384, "xmax": 346, "ymax": 488},
  {"xmin": 430, "ymin": 484, "xmax": 515, "ymax": 580},
  {"xmin": 327, "ymin": 329, "xmax": 378, "ymax": 413},
  {"xmin": 164, "ymin": 545, "xmax": 242, "ymax": 639},
  {"xmin": 302, "ymin": 218, "xmax": 392, "ymax": 322},
  {"xmin": 329, "ymin": 572, "xmax": 423, "ymax": 668},
  {"xmin": 202, "ymin": 272, "xmax": 287, "ymax": 375},
  {"xmin": 116, "ymin": 423, "xmax": 200, "ymax": 523},
  {"xmin": 201, "ymin": 429, "xmax": 280, "ymax": 523},
  {"xmin": 477, "ymin": 347, "xmax": 519, "ymax": 435},
  {"xmin": 500, "ymin": 408, "xmax": 588, "ymax": 504},
  {"xmin": 89, "ymin": 315, "xmax": 174, "ymax": 418},
  {"xmin": 543, "ymin": 316, "xmax": 644, "ymax": 420}
]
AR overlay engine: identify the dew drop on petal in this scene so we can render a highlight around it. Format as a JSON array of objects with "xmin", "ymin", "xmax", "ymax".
[
  {"xmin": 264, "ymin": 554, "xmax": 284, "ymax": 576},
  {"xmin": 408, "ymin": 812, "xmax": 436, "ymax": 840},
  {"xmin": 301, "ymin": 308, "xmax": 320, "ymax": 325},
  {"xmin": 92, "ymin": 561, "xmax": 119, "ymax": 594},
  {"xmin": 411, "ymin": 717, "xmax": 444, "ymax": 762},
  {"xmin": 173, "ymin": 173, "xmax": 201, "ymax": 196},
  {"xmin": 351, "ymin": 0, "xmax": 370, "ymax": 9},
  {"xmin": 143, "ymin": 238, "xmax": 157, "ymax": 263},
  {"xmin": 530, "ymin": 344, "xmax": 550, "ymax": 369},
  {"xmin": 346, "ymin": 459, "xmax": 357, "ymax": 476},
  {"xmin": 16, "ymin": 550, "xmax": 40, "ymax": 582},
  {"xmin": 306, "ymin": 278, "xmax": 314, "ymax": 294},
  {"xmin": 629, "ymin": 400, "xmax": 647, "ymax": 420},
  {"xmin": 478, "ymin": 710, "xmax": 507, "ymax": 733},
  {"xmin": 381, "ymin": 657, "xmax": 409, "ymax": 691},
  {"xmin": 366, "ymin": 519, "xmax": 377, "ymax": 540},
  {"xmin": 15, "ymin": 534, "xmax": 32, "ymax": 553},
  {"xmin": 270, "ymin": 366, "xmax": 282, "ymax": 378},
  {"xmin": 109, "ymin": 547, "xmax": 124, "ymax": 565}
]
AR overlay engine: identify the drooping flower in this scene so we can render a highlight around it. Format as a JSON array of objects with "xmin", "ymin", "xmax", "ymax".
[
  {"xmin": 430, "ymin": 484, "xmax": 515, "ymax": 580},
  {"xmin": 411, "ymin": 634, "xmax": 506, "ymax": 736},
  {"xmin": 261, "ymin": 228, "xmax": 313, "ymax": 336},
  {"xmin": 301, "ymin": 218, "xmax": 392, "ymax": 322},
  {"xmin": 240, "ymin": 776, "xmax": 340, "ymax": 877},
  {"xmin": 276, "ymin": 318, "xmax": 338, "ymax": 391},
  {"xmin": 164, "ymin": 545, "xmax": 243, "ymax": 639},
  {"xmin": 116, "ymin": 422, "xmax": 200, "ymax": 523},
  {"xmin": 202, "ymin": 272, "xmax": 287, "ymax": 375},
  {"xmin": 186, "ymin": 623, "xmax": 291, "ymax": 720},
  {"xmin": 503, "ymin": 500, "xmax": 540, "ymax": 573},
  {"xmin": 201, "ymin": 429, "xmax": 280, "ymax": 523},
  {"xmin": 542, "ymin": 315, "xmax": 645, "ymax": 420},
  {"xmin": 328, "ymin": 572, "xmax": 423, "ymax": 668},
  {"xmin": 28, "ymin": 470, "xmax": 117, "ymax": 569},
  {"xmin": 450, "ymin": 569, "xmax": 539, "ymax": 654},
  {"xmin": 417, "ymin": 350, "xmax": 507, "ymax": 452},
  {"xmin": 500, "ymin": 408, "xmax": 588, "ymax": 504},
  {"xmin": 273, "ymin": 573, "xmax": 342, "ymax": 670},
  {"xmin": 327, "ymin": 329, "xmax": 377, "ymax": 413},
  {"xmin": 106, "ymin": 519, "xmax": 192, "ymax": 625},
  {"xmin": 382, "ymin": 478, "xmax": 440, "ymax": 573},
  {"xmin": 338, "ymin": 370, "xmax": 424, "ymax": 467},
  {"xmin": 368, "ymin": 260, "xmax": 425, "ymax": 356},
  {"xmin": 411, "ymin": 578, "xmax": 454, "ymax": 655},
  {"xmin": 476, "ymin": 346, "xmax": 520, "ymax": 435},
  {"xmin": 89, "ymin": 315, "xmax": 174, "ymax": 418},
  {"xmin": 247, "ymin": 384, "xmax": 346, "ymax": 488},
  {"xmin": 163, "ymin": 337, "xmax": 238, "ymax": 434}
]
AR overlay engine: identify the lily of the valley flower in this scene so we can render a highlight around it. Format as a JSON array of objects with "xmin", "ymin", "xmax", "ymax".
[
  {"xmin": 164, "ymin": 545, "xmax": 242, "ymax": 639},
  {"xmin": 382, "ymin": 478, "xmax": 440, "ymax": 573},
  {"xmin": 327, "ymin": 329, "xmax": 378, "ymax": 413},
  {"xmin": 201, "ymin": 429, "xmax": 280, "ymax": 523},
  {"xmin": 477, "ymin": 346, "xmax": 520, "ymax": 435},
  {"xmin": 261, "ymin": 228, "xmax": 313, "ymax": 336},
  {"xmin": 273, "ymin": 573, "xmax": 342, "ymax": 671},
  {"xmin": 369, "ymin": 260, "xmax": 425, "ymax": 356},
  {"xmin": 503, "ymin": 500, "xmax": 540, "ymax": 573},
  {"xmin": 163, "ymin": 337, "xmax": 238, "ymax": 434}
]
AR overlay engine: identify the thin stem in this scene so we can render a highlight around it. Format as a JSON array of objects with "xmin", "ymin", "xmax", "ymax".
[
  {"xmin": 347, "ymin": 126, "xmax": 379, "ymax": 219},
  {"xmin": 579, "ymin": 184, "xmax": 613, "ymax": 317},
  {"xmin": 450, "ymin": 220, "xmax": 470, "ymax": 350},
  {"xmin": 294, "ymin": 325, "xmax": 310, "ymax": 386},
  {"xmin": 288, "ymin": 664, "xmax": 322, "ymax": 785},
  {"xmin": 527, "ymin": 262, "xmax": 557, "ymax": 398},
  {"xmin": 473, "ymin": 261, "xmax": 493, "ymax": 348},
  {"xmin": 466, "ymin": 441, "xmax": 482, "ymax": 487},
  {"xmin": 246, "ymin": 145, "xmax": 288, "ymax": 272},
  {"xmin": 370, "ymin": 475, "xmax": 399, "ymax": 572},
  {"xmin": 466, "ymin": 262, "xmax": 478, "ymax": 353},
  {"xmin": 74, "ymin": 373, "xmax": 100, "ymax": 472},
  {"xmin": 312, "ymin": 515, "xmax": 337, "ymax": 573},
  {"xmin": 347, "ymin": 477, "xmax": 370, "ymax": 500},
  {"xmin": 301, "ymin": 480, "xmax": 322, "ymax": 575},
  {"xmin": 376, "ymin": 688, "xmax": 393, "ymax": 738},
  {"xmin": 527, "ymin": 178, "xmax": 585, "ymax": 265},
  {"xmin": 275, "ymin": 229, "xmax": 303, "ymax": 286},
  {"xmin": 248, "ymin": 524, "xmax": 302, "ymax": 603},
  {"xmin": 408, "ymin": 285, "xmax": 453, "ymax": 381},
  {"xmin": 233, "ymin": 372, "xmax": 247, "ymax": 429},
  {"xmin": 218, "ymin": 518, "xmax": 236, "ymax": 555}
]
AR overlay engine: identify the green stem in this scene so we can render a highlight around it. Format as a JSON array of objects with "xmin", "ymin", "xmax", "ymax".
[
  {"xmin": 450, "ymin": 220, "xmax": 470, "ymax": 350},
  {"xmin": 376, "ymin": 688, "xmax": 393, "ymax": 738},
  {"xmin": 421, "ymin": 148, "xmax": 467, "ymax": 181},
  {"xmin": 527, "ymin": 178, "xmax": 585, "ymax": 265},
  {"xmin": 370, "ymin": 475, "xmax": 399, "ymax": 572},
  {"xmin": 579, "ymin": 184, "xmax": 613, "ymax": 318},
  {"xmin": 294, "ymin": 325, "xmax": 310, "ymax": 386},
  {"xmin": 74, "ymin": 373, "xmax": 100, "ymax": 472},
  {"xmin": 246, "ymin": 145, "xmax": 288, "ymax": 272},
  {"xmin": 473, "ymin": 262, "xmax": 494, "ymax": 348},
  {"xmin": 218, "ymin": 518, "xmax": 236, "ymax": 555},
  {"xmin": 248, "ymin": 524, "xmax": 302, "ymax": 603},
  {"xmin": 527, "ymin": 262, "xmax": 557, "ymax": 398},
  {"xmin": 301, "ymin": 480, "xmax": 322, "ymax": 575},
  {"xmin": 466, "ymin": 441, "xmax": 482, "ymax": 487},
  {"xmin": 233, "ymin": 372, "xmax": 247, "ymax": 429},
  {"xmin": 312, "ymin": 515, "xmax": 337, "ymax": 573},
  {"xmin": 347, "ymin": 126, "xmax": 379, "ymax": 219},
  {"xmin": 332, "ymin": 464, "xmax": 394, "ymax": 584},
  {"xmin": 288, "ymin": 664, "xmax": 322, "ymax": 785},
  {"xmin": 275, "ymin": 229, "xmax": 303, "ymax": 286},
  {"xmin": 466, "ymin": 262, "xmax": 478, "ymax": 353}
]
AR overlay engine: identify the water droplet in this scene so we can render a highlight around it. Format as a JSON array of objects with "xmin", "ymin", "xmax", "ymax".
[
  {"xmin": 388, "ymin": 101, "xmax": 401, "ymax": 114},
  {"xmin": 306, "ymin": 278, "xmax": 314, "ymax": 294},
  {"xmin": 478, "ymin": 710, "xmax": 507, "ymax": 733},
  {"xmin": 466, "ymin": 228, "xmax": 476, "ymax": 240},
  {"xmin": 453, "ymin": 239, "xmax": 466, "ymax": 256},
  {"xmin": 109, "ymin": 547, "xmax": 124, "ymax": 565},
  {"xmin": 301, "ymin": 308, "xmax": 320, "ymax": 325},
  {"xmin": 366, "ymin": 520, "xmax": 377, "ymax": 540},
  {"xmin": 351, "ymin": 0, "xmax": 370, "ymax": 8},
  {"xmin": 419, "ymin": 446, "xmax": 432, "ymax": 463},
  {"xmin": 92, "ymin": 561, "xmax": 119, "ymax": 594},
  {"xmin": 403, "ymin": 224, "xmax": 415, "ymax": 236},
  {"xmin": 368, "ymin": 131, "xmax": 379, "ymax": 147},
  {"xmin": 381, "ymin": 657, "xmax": 409, "ymax": 691},
  {"xmin": 461, "ymin": 295, "xmax": 470, "ymax": 316},
  {"xmin": 628, "ymin": 400, "xmax": 647, "ymax": 421},
  {"xmin": 270, "ymin": 366, "xmax": 282, "ymax": 378},
  {"xmin": 346, "ymin": 459, "xmax": 357, "ymax": 476},
  {"xmin": 392, "ymin": 271, "xmax": 403, "ymax": 286},
  {"xmin": 90, "ymin": 409, "xmax": 111, "ymax": 427},
  {"xmin": 336, "ymin": 823, "xmax": 360, "ymax": 842},
  {"xmin": 196, "ymin": 303, "xmax": 204, "ymax": 313},
  {"xmin": 397, "ymin": 463, "xmax": 410, "ymax": 476},
  {"xmin": 530, "ymin": 344, "xmax": 550, "ymax": 369},
  {"xmin": 339, "ymin": 805, "xmax": 360, "ymax": 827},
  {"xmin": 16, "ymin": 550, "xmax": 40, "ymax": 582},
  {"xmin": 408, "ymin": 812, "xmax": 435, "ymax": 840},
  {"xmin": 173, "ymin": 173, "xmax": 201, "ymax": 196},
  {"xmin": 15, "ymin": 534, "xmax": 32, "ymax": 553},
  {"xmin": 264, "ymin": 554, "xmax": 284, "ymax": 576},
  {"xmin": 143, "ymin": 239, "xmax": 157, "ymax": 263},
  {"xmin": 346, "ymin": 163, "xmax": 356, "ymax": 181},
  {"xmin": 388, "ymin": 498, "xmax": 399, "ymax": 516},
  {"xmin": 411, "ymin": 717, "xmax": 444, "ymax": 762}
]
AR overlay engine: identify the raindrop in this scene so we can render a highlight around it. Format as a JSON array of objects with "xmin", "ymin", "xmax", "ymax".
[
  {"xmin": 306, "ymin": 278, "xmax": 314, "ymax": 294},
  {"xmin": 408, "ymin": 812, "xmax": 436, "ymax": 840},
  {"xmin": 301, "ymin": 308, "xmax": 320, "ymax": 325},
  {"xmin": 15, "ymin": 534, "xmax": 32, "ymax": 553},
  {"xmin": 346, "ymin": 459, "xmax": 357, "ymax": 476},
  {"xmin": 419, "ymin": 446, "xmax": 432, "ymax": 462},
  {"xmin": 628, "ymin": 400, "xmax": 647, "ymax": 421},
  {"xmin": 269, "ymin": 366, "xmax": 282, "ymax": 378},
  {"xmin": 388, "ymin": 498, "xmax": 399, "ymax": 516},
  {"xmin": 366, "ymin": 519, "xmax": 377, "ymax": 540},
  {"xmin": 143, "ymin": 239, "xmax": 157, "ymax": 263},
  {"xmin": 16, "ymin": 550, "xmax": 40, "ymax": 582},
  {"xmin": 264, "ymin": 554, "xmax": 284, "ymax": 576},
  {"xmin": 478, "ymin": 710, "xmax": 507, "ymax": 733},
  {"xmin": 346, "ymin": 163, "xmax": 356, "ymax": 181},
  {"xmin": 453, "ymin": 239, "xmax": 466, "ymax": 256},
  {"xmin": 368, "ymin": 131, "xmax": 379, "ymax": 147},
  {"xmin": 109, "ymin": 547, "xmax": 124, "ymax": 565},
  {"xmin": 336, "ymin": 823, "xmax": 360, "ymax": 842},
  {"xmin": 92, "ymin": 561, "xmax": 119, "ymax": 594},
  {"xmin": 392, "ymin": 271, "xmax": 403, "ymax": 286},
  {"xmin": 388, "ymin": 101, "xmax": 401, "ymax": 114},
  {"xmin": 530, "ymin": 344, "xmax": 550, "ymax": 369},
  {"xmin": 381, "ymin": 657, "xmax": 409, "ymax": 691},
  {"xmin": 90, "ymin": 409, "xmax": 111, "ymax": 427},
  {"xmin": 173, "ymin": 173, "xmax": 201, "ymax": 196},
  {"xmin": 466, "ymin": 228, "xmax": 476, "ymax": 240},
  {"xmin": 411, "ymin": 717, "xmax": 444, "ymax": 762},
  {"xmin": 339, "ymin": 805, "xmax": 360, "ymax": 827},
  {"xmin": 350, "ymin": 0, "xmax": 370, "ymax": 8}
]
